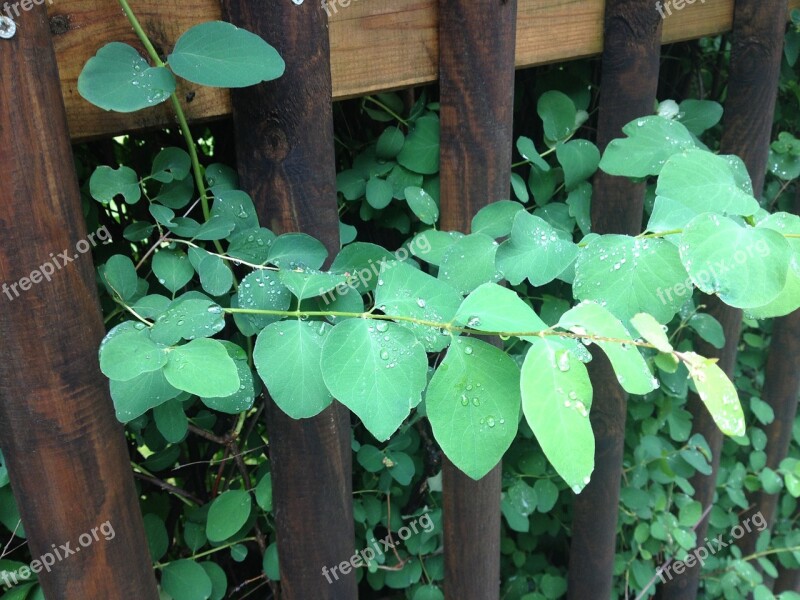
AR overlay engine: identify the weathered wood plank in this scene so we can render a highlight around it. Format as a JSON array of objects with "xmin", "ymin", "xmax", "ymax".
[
  {"xmin": 438, "ymin": 0, "xmax": 517, "ymax": 597},
  {"xmin": 50, "ymin": 0, "xmax": 800, "ymax": 141},
  {"xmin": 220, "ymin": 1, "xmax": 357, "ymax": 598},
  {"xmin": 0, "ymin": 5, "xmax": 158, "ymax": 598}
]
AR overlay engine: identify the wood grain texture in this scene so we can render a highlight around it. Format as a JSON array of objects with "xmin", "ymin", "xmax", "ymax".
[
  {"xmin": 658, "ymin": 0, "xmax": 788, "ymax": 597},
  {"xmin": 567, "ymin": 1, "xmax": 662, "ymax": 598},
  {"xmin": 0, "ymin": 5, "xmax": 158, "ymax": 599},
  {"xmin": 220, "ymin": 1, "xmax": 357, "ymax": 598},
  {"xmin": 438, "ymin": 0, "xmax": 517, "ymax": 598},
  {"xmin": 51, "ymin": 0, "xmax": 800, "ymax": 141}
]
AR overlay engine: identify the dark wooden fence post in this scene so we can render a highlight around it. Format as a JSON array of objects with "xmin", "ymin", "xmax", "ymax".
[
  {"xmin": 658, "ymin": 0, "xmax": 788, "ymax": 598},
  {"xmin": 220, "ymin": 1, "xmax": 357, "ymax": 598},
  {"xmin": 566, "ymin": 2, "xmax": 662, "ymax": 598},
  {"xmin": 438, "ymin": 1, "xmax": 517, "ymax": 598},
  {"xmin": 0, "ymin": 6, "xmax": 158, "ymax": 599}
]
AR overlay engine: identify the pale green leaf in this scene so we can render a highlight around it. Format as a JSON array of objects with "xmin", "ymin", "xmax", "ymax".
[
  {"xmin": 321, "ymin": 319, "xmax": 428, "ymax": 441},
  {"xmin": 164, "ymin": 338, "xmax": 240, "ymax": 397},
  {"xmin": 168, "ymin": 21, "xmax": 285, "ymax": 88},
  {"xmin": 426, "ymin": 338, "xmax": 521, "ymax": 479},
  {"xmin": 522, "ymin": 338, "xmax": 594, "ymax": 493},
  {"xmin": 254, "ymin": 320, "xmax": 333, "ymax": 418},
  {"xmin": 559, "ymin": 302, "xmax": 657, "ymax": 395}
]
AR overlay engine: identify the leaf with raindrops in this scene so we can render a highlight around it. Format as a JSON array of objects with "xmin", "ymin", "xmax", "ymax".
[
  {"xmin": 78, "ymin": 43, "xmax": 175, "ymax": 112},
  {"xmin": 321, "ymin": 319, "xmax": 428, "ymax": 441},
  {"xmin": 559, "ymin": 302, "xmax": 658, "ymax": 395},
  {"xmin": 254, "ymin": 320, "xmax": 333, "ymax": 418},
  {"xmin": 374, "ymin": 261, "xmax": 461, "ymax": 352},
  {"xmin": 521, "ymin": 337, "xmax": 594, "ymax": 493},
  {"xmin": 426, "ymin": 338, "xmax": 521, "ymax": 479}
]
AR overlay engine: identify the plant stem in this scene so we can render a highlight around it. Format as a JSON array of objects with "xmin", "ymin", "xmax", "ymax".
[{"xmin": 222, "ymin": 307, "xmax": 660, "ymax": 350}]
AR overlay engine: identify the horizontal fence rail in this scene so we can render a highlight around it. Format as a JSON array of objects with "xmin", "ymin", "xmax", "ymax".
[{"xmin": 50, "ymin": 0, "xmax": 800, "ymax": 141}]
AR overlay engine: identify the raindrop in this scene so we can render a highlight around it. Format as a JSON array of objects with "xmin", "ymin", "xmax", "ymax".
[{"xmin": 464, "ymin": 346, "xmax": 474, "ymax": 355}]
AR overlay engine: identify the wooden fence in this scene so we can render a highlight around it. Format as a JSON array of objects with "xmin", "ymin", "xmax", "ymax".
[{"xmin": 0, "ymin": 0, "xmax": 798, "ymax": 599}]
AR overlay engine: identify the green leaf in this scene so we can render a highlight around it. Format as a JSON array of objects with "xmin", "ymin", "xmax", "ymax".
[
  {"xmin": 426, "ymin": 338, "xmax": 521, "ymax": 479},
  {"xmin": 153, "ymin": 249, "xmax": 194, "ymax": 294},
  {"xmin": 278, "ymin": 268, "xmax": 348, "ymax": 301},
  {"xmin": 205, "ymin": 163, "xmax": 239, "ymax": 190},
  {"xmin": 336, "ymin": 169, "xmax": 366, "ymax": 201},
  {"xmin": 677, "ymin": 99, "xmax": 723, "ymax": 135},
  {"xmin": 599, "ymin": 116, "xmax": 696, "ymax": 178},
  {"xmin": 150, "ymin": 299, "xmax": 225, "ymax": 345},
  {"xmin": 99, "ymin": 329, "xmax": 167, "ymax": 381},
  {"xmin": 321, "ymin": 319, "xmax": 428, "ymax": 441},
  {"xmin": 102, "ymin": 255, "xmax": 139, "ymax": 301},
  {"xmin": 374, "ymin": 261, "xmax": 461, "ymax": 352},
  {"xmin": 559, "ymin": 302, "xmax": 657, "ymax": 395},
  {"xmin": 234, "ymin": 269, "xmax": 292, "ymax": 333},
  {"xmin": 164, "ymin": 338, "xmax": 240, "ymax": 397},
  {"xmin": 331, "ymin": 242, "xmax": 397, "ymax": 293},
  {"xmin": 143, "ymin": 514, "xmax": 169, "ymax": 561},
  {"xmin": 648, "ymin": 150, "xmax": 760, "ymax": 232},
  {"xmin": 153, "ymin": 399, "xmax": 188, "ymax": 443},
  {"xmin": 268, "ymin": 233, "xmax": 327, "ymax": 269},
  {"xmin": 556, "ymin": 140, "xmax": 600, "ymax": 191},
  {"xmin": 168, "ymin": 21, "xmax": 285, "ymax": 88},
  {"xmin": 573, "ymin": 235, "xmax": 689, "ymax": 325},
  {"xmin": 227, "ymin": 228, "xmax": 275, "ymax": 264},
  {"xmin": 516, "ymin": 136, "xmax": 550, "ymax": 170},
  {"xmin": 200, "ymin": 342, "xmax": 256, "ymax": 414},
  {"xmin": 366, "ymin": 176, "xmax": 393, "ymax": 209},
  {"xmin": 78, "ymin": 42, "xmax": 175, "ymax": 112},
  {"xmin": 196, "ymin": 254, "xmax": 233, "ymax": 297},
  {"xmin": 207, "ymin": 489, "xmax": 252, "ymax": 542},
  {"xmin": 263, "ymin": 543, "xmax": 280, "ymax": 581},
  {"xmin": 376, "ymin": 126, "xmax": 405, "ymax": 159},
  {"xmin": 194, "ymin": 217, "xmax": 236, "ymax": 241},
  {"xmin": 397, "ymin": 115, "xmax": 440, "ymax": 175},
  {"xmin": 254, "ymin": 320, "xmax": 333, "ymax": 418},
  {"xmin": 510, "ymin": 172, "xmax": 529, "ymax": 203},
  {"xmin": 156, "ymin": 176, "xmax": 194, "ymax": 209},
  {"xmin": 630, "ymin": 313, "xmax": 672, "ymax": 353},
  {"xmin": 255, "ymin": 474, "xmax": 273, "ymax": 512},
  {"xmin": 471, "ymin": 200, "xmax": 524, "ymax": 238},
  {"xmin": 681, "ymin": 352, "xmax": 745, "ymax": 436},
  {"xmin": 90, "ymin": 166, "xmax": 141, "ymax": 204},
  {"xmin": 687, "ymin": 313, "xmax": 725, "ymax": 349},
  {"xmin": 522, "ymin": 338, "xmax": 594, "ymax": 492},
  {"xmin": 496, "ymin": 211, "xmax": 578, "ymax": 286},
  {"xmin": 439, "ymin": 233, "xmax": 500, "ymax": 295},
  {"xmin": 409, "ymin": 231, "xmax": 463, "ymax": 266},
  {"xmin": 210, "ymin": 189, "xmax": 259, "ymax": 234},
  {"xmin": 452, "ymin": 282, "xmax": 547, "ymax": 337},
  {"xmin": 200, "ymin": 562, "xmax": 227, "ymax": 600},
  {"xmin": 538, "ymin": 91, "xmax": 577, "ymax": 142},
  {"xmin": 566, "ymin": 182, "xmax": 592, "ymax": 236},
  {"xmin": 160, "ymin": 560, "xmax": 212, "ymax": 600},
  {"xmin": 680, "ymin": 214, "xmax": 791, "ymax": 309},
  {"xmin": 405, "ymin": 186, "xmax": 439, "ymax": 225},
  {"xmin": 745, "ymin": 255, "xmax": 800, "ymax": 319},
  {"xmin": 110, "ymin": 369, "xmax": 180, "ymax": 422},
  {"xmin": 151, "ymin": 147, "xmax": 191, "ymax": 183}
]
